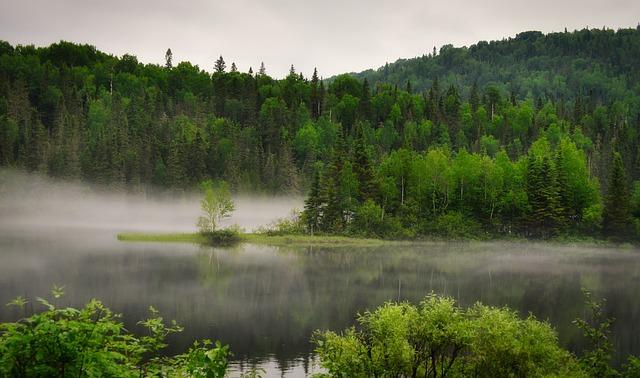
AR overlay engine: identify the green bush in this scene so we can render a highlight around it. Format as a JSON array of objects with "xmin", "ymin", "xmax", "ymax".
[
  {"xmin": 200, "ymin": 225, "xmax": 242, "ymax": 245},
  {"xmin": 313, "ymin": 294, "xmax": 586, "ymax": 378},
  {"xmin": 260, "ymin": 210, "xmax": 306, "ymax": 236},
  {"xmin": 425, "ymin": 211, "xmax": 483, "ymax": 239},
  {"xmin": 352, "ymin": 199, "xmax": 385, "ymax": 236},
  {"xmin": 0, "ymin": 291, "xmax": 230, "ymax": 377},
  {"xmin": 351, "ymin": 200, "xmax": 414, "ymax": 238}
]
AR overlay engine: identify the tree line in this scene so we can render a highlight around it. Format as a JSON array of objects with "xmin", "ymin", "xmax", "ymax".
[{"xmin": 1, "ymin": 29, "xmax": 640, "ymax": 238}]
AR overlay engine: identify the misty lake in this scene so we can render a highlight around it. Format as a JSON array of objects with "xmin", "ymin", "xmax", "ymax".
[
  {"xmin": 1, "ymin": 229, "xmax": 640, "ymax": 377},
  {"xmin": 1, "ymin": 172, "xmax": 640, "ymax": 377}
]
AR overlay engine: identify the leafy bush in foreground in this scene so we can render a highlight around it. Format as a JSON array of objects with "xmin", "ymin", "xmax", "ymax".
[
  {"xmin": 0, "ymin": 290, "xmax": 230, "ymax": 377},
  {"xmin": 313, "ymin": 294, "xmax": 585, "ymax": 378}
]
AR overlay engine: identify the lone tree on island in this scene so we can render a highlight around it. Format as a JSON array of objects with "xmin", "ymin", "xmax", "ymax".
[{"xmin": 197, "ymin": 180, "xmax": 234, "ymax": 233}]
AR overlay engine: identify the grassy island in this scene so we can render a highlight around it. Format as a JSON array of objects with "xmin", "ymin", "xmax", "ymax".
[{"xmin": 117, "ymin": 231, "xmax": 398, "ymax": 247}]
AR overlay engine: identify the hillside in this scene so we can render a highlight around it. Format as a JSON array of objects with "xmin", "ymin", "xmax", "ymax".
[
  {"xmin": 351, "ymin": 27, "xmax": 640, "ymax": 105},
  {"xmin": 0, "ymin": 27, "xmax": 639, "ymax": 223}
]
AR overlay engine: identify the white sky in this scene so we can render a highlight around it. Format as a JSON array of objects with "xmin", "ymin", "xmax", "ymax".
[{"xmin": 1, "ymin": 0, "xmax": 638, "ymax": 78}]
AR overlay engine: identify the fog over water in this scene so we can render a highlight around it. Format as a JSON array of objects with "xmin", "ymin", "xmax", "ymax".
[
  {"xmin": 2, "ymin": 169, "xmax": 640, "ymax": 377},
  {"xmin": 0, "ymin": 169, "xmax": 303, "ymax": 234}
]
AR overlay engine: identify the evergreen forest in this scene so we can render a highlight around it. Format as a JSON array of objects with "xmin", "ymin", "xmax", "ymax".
[{"xmin": 2, "ymin": 27, "xmax": 640, "ymax": 239}]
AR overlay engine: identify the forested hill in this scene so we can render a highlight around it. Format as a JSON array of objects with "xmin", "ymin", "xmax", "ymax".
[
  {"xmin": 0, "ymin": 27, "xmax": 639, "ymax": 207},
  {"xmin": 350, "ymin": 27, "xmax": 640, "ymax": 104}
]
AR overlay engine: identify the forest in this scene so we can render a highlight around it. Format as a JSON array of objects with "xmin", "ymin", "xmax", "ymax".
[{"xmin": 1, "ymin": 27, "xmax": 640, "ymax": 239}]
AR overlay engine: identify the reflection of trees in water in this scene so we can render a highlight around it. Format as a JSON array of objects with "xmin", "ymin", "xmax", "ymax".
[
  {"xmin": 195, "ymin": 242, "xmax": 640, "ymax": 367},
  {"xmin": 2, "ymin": 234, "xmax": 638, "ymax": 372}
]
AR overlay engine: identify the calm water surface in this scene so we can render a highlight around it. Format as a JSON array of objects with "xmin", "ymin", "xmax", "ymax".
[{"xmin": 1, "ymin": 227, "xmax": 640, "ymax": 376}]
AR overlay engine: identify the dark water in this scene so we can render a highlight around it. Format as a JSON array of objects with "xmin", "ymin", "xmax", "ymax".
[{"xmin": 1, "ymin": 229, "xmax": 640, "ymax": 376}]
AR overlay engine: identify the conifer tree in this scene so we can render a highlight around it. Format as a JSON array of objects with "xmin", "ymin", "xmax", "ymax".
[
  {"xmin": 321, "ymin": 129, "xmax": 347, "ymax": 231},
  {"xmin": 353, "ymin": 138, "xmax": 377, "ymax": 202},
  {"xmin": 310, "ymin": 68, "xmax": 320, "ymax": 119},
  {"xmin": 526, "ymin": 154, "xmax": 563, "ymax": 237},
  {"xmin": 165, "ymin": 48, "xmax": 173, "ymax": 69},
  {"xmin": 470, "ymin": 81, "xmax": 479, "ymax": 112},
  {"xmin": 214, "ymin": 56, "xmax": 226, "ymax": 73},
  {"xmin": 318, "ymin": 80, "xmax": 326, "ymax": 117},
  {"xmin": 230, "ymin": 62, "xmax": 237, "ymax": 72},
  {"xmin": 303, "ymin": 166, "xmax": 323, "ymax": 234},
  {"xmin": 258, "ymin": 62, "xmax": 266, "ymax": 76},
  {"xmin": 359, "ymin": 78, "xmax": 372, "ymax": 121},
  {"xmin": 603, "ymin": 152, "xmax": 633, "ymax": 239}
]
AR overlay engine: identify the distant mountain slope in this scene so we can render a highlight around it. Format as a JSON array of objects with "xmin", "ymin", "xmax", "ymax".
[{"xmin": 348, "ymin": 27, "xmax": 640, "ymax": 103}]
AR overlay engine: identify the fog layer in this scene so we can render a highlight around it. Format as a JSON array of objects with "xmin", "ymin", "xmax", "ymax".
[{"xmin": 0, "ymin": 169, "xmax": 302, "ymax": 234}]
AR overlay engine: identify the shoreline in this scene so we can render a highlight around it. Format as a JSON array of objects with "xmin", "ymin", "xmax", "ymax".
[{"xmin": 116, "ymin": 231, "xmax": 636, "ymax": 249}]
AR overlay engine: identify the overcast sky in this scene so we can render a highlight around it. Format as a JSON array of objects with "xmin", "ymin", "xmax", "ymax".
[{"xmin": 1, "ymin": 0, "xmax": 638, "ymax": 78}]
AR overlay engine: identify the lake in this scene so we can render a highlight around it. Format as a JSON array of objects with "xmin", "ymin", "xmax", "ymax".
[
  {"xmin": 1, "ymin": 228, "xmax": 640, "ymax": 377},
  {"xmin": 1, "ymin": 172, "xmax": 639, "ymax": 376}
]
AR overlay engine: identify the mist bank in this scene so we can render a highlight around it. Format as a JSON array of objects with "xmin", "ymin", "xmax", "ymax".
[{"xmin": 0, "ymin": 169, "xmax": 302, "ymax": 234}]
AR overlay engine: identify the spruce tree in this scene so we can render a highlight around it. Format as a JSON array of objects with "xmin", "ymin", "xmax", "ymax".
[
  {"xmin": 164, "ymin": 48, "xmax": 172, "ymax": 69},
  {"xmin": 303, "ymin": 166, "xmax": 323, "ymax": 234},
  {"xmin": 359, "ymin": 78, "xmax": 372, "ymax": 121},
  {"xmin": 353, "ymin": 124, "xmax": 377, "ymax": 202},
  {"xmin": 310, "ymin": 68, "xmax": 320, "ymax": 119},
  {"xmin": 555, "ymin": 149, "xmax": 573, "ymax": 228},
  {"xmin": 603, "ymin": 152, "xmax": 633, "ymax": 239},
  {"xmin": 214, "ymin": 55, "xmax": 226, "ymax": 73},
  {"xmin": 318, "ymin": 80, "xmax": 326, "ymax": 117},
  {"xmin": 321, "ymin": 129, "xmax": 347, "ymax": 232},
  {"xmin": 526, "ymin": 154, "xmax": 562, "ymax": 237},
  {"xmin": 469, "ymin": 81, "xmax": 479, "ymax": 112}
]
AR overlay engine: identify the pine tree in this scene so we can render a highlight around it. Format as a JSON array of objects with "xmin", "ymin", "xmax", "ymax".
[
  {"xmin": 277, "ymin": 142, "xmax": 299, "ymax": 193},
  {"xmin": 214, "ymin": 55, "xmax": 226, "ymax": 73},
  {"xmin": 302, "ymin": 166, "xmax": 323, "ymax": 234},
  {"xmin": 526, "ymin": 154, "xmax": 563, "ymax": 237},
  {"xmin": 310, "ymin": 68, "xmax": 320, "ymax": 119},
  {"xmin": 165, "ymin": 48, "xmax": 172, "ymax": 69},
  {"xmin": 555, "ymin": 149, "xmax": 573, "ymax": 228},
  {"xmin": 359, "ymin": 78, "xmax": 372, "ymax": 121},
  {"xmin": 353, "ymin": 127, "xmax": 377, "ymax": 202},
  {"xmin": 321, "ymin": 130, "xmax": 347, "ymax": 232},
  {"xmin": 603, "ymin": 152, "xmax": 633, "ymax": 239},
  {"xmin": 230, "ymin": 62, "xmax": 237, "ymax": 72},
  {"xmin": 318, "ymin": 80, "xmax": 325, "ymax": 117},
  {"xmin": 289, "ymin": 64, "xmax": 296, "ymax": 76},
  {"xmin": 259, "ymin": 62, "xmax": 266, "ymax": 76}
]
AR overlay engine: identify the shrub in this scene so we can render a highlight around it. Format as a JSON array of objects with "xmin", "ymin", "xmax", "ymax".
[
  {"xmin": 258, "ymin": 209, "xmax": 306, "ymax": 236},
  {"xmin": 200, "ymin": 225, "xmax": 242, "ymax": 245},
  {"xmin": 426, "ymin": 211, "xmax": 483, "ymax": 239},
  {"xmin": 0, "ymin": 290, "xmax": 230, "ymax": 377},
  {"xmin": 313, "ymin": 294, "xmax": 585, "ymax": 378},
  {"xmin": 352, "ymin": 200, "xmax": 414, "ymax": 238}
]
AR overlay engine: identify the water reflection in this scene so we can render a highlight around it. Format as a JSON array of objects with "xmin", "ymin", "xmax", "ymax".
[{"xmin": 1, "ymin": 231, "xmax": 639, "ymax": 376}]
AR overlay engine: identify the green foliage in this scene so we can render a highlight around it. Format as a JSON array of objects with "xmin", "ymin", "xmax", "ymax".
[
  {"xmin": 603, "ymin": 153, "xmax": 633, "ymax": 240},
  {"xmin": 573, "ymin": 289, "xmax": 617, "ymax": 377},
  {"xmin": 0, "ymin": 291, "xmax": 230, "ymax": 377},
  {"xmin": 3, "ymin": 30, "xmax": 640, "ymax": 240},
  {"xmin": 313, "ymin": 293, "xmax": 585, "ymax": 378},
  {"xmin": 197, "ymin": 180, "xmax": 235, "ymax": 233},
  {"xmin": 260, "ymin": 210, "xmax": 306, "ymax": 236},
  {"xmin": 427, "ymin": 211, "xmax": 483, "ymax": 239},
  {"xmin": 200, "ymin": 226, "xmax": 242, "ymax": 245}
]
